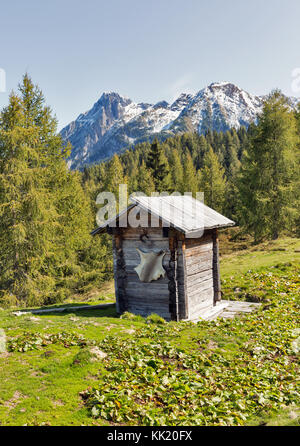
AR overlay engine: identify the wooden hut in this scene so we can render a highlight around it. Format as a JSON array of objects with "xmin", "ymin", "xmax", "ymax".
[{"xmin": 92, "ymin": 195, "xmax": 235, "ymax": 321}]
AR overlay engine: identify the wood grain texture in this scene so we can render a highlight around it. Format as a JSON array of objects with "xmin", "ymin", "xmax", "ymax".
[
  {"xmin": 121, "ymin": 226, "xmax": 171, "ymax": 320},
  {"xmin": 213, "ymin": 229, "xmax": 221, "ymax": 303},
  {"xmin": 113, "ymin": 232, "xmax": 128, "ymax": 314},
  {"xmin": 184, "ymin": 231, "xmax": 215, "ymax": 319},
  {"xmin": 110, "ymin": 224, "xmax": 221, "ymax": 322},
  {"xmin": 177, "ymin": 239, "xmax": 188, "ymax": 319},
  {"xmin": 166, "ymin": 236, "xmax": 179, "ymax": 321}
]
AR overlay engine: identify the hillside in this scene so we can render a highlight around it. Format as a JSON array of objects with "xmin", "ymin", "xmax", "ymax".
[{"xmin": 0, "ymin": 237, "xmax": 299, "ymax": 426}]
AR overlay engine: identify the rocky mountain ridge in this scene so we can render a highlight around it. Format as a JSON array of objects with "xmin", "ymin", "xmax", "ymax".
[{"xmin": 60, "ymin": 82, "xmax": 298, "ymax": 169}]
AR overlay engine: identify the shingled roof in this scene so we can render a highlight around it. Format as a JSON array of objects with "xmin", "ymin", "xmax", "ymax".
[{"xmin": 92, "ymin": 195, "xmax": 235, "ymax": 237}]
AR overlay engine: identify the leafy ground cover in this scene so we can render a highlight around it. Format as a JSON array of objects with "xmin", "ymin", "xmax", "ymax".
[{"xmin": 0, "ymin": 237, "xmax": 299, "ymax": 426}]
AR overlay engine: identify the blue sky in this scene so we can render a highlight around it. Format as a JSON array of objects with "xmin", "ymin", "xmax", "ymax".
[{"xmin": 1, "ymin": 0, "xmax": 300, "ymax": 129}]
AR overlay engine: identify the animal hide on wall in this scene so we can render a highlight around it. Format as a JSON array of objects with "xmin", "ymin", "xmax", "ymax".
[{"xmin": 134, "ymin": 249, "xmax": 166, "ymax": 283}]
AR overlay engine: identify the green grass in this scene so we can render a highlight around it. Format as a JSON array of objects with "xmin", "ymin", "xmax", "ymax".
[
  {"xmin": 0, "ymin": 237, "xmax": 299, "ymax": 426},
  {"xmin": 220, "ymin": 235, "xmax": 300, "ymax": 277},
  {"xmin": 247, "ymin": 406, "xmax": 300, "ymax": 426}
]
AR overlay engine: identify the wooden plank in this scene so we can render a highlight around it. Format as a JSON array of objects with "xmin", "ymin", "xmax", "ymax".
[
  {"xmin": 124, "ymin": 253, "xmax": 170, "ymax": 265},
  {"xmin": 186, "ymin": 269, "xmax": 212, "ymax": 285},
  {"xmin": 127, "ymin": 302, "xmax": 169, "ymax": 311},
  {"xmin": 185, "ymin": 252, "xmax": 213, "ymax": 267},
  {"xmin": 186, "ymin": 260, "xmax": 213, "ymax": 275},
  {"xmin": 123, "ymin": 226, "xmax": 164, "ymax": 236},
  {"xmin": 185, "ymin": 234, "xmax": 213, "ymax": 249},
  {"xmin": 127, "ymin": 300, "xmax": 169, "ymax": 310},
  {"xmin": 180, "ymin": 239, "xmax": 189, "ymax": 319},
  {"xmin": 167, "ymin": 235, "xmax": 181, "ymax": 321},
  {"xmin": 127, "ymin": 299, "xmax": 169, "ymax": 308},
  {"xmin": 213, "ymin": 229, "xmax": 221, "ymax": 303},
  {"xmin": 189, "ymin": 291, "xmax": 213, "ymax": 303},
  {"xmin": 189, "ymin": 299, "xmax": 213, "ymax": 314},
  {"xmin": 113, "ymin": 232, "xmax": 128, "ymax": 314},
  {"xmin": 122, "ymin": 240, "xmax": 170, "ymax": 249},
  {"xmin": 187, "ymin": 278, "xmax": 214, "ymax": 295},
  {"xmin": 189, "ymin": 303, "xmax": 213, "ymax": 318},
  {"xmin": 188, "ymin": 286, "xmax": 214, "ymax": 304},
  {"xmin": 126, "ymin": 290, "xmax": 169, "ymax": 300},
  {"xmin": 181, "ymin": 269, "xmax": 212, "ymax": 286},
  {"xmin": 123, "ymin": 250, "xmax": 171, "ymax": 263},
  {"xmin": 188, "ymin": 296, "xmax": 213, "ymax": 310},
  {"xmin": 127, "ymin": 290, "xmax": 168, "ymax": 300},
  {"xmin": 126, "ymin": 279, "xmax": 169, "ymax": 288},
  {"xmin": 184, "ymin": 243, "xmax": 213, "ymax": 257}
]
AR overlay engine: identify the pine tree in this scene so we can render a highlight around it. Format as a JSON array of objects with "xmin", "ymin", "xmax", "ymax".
[
  {"xmin": 136, "ymin": 160, "xmax": 155, "ymax": 195},
  {"xmin": 294, "ymin": 104, "xmax": 300, "ymax": 235},
  {"xmin": 146, "ymin": 139, "xmax": 171, "ymax": 192},
  {"xmin": 182, "ymin": 152, "xmax": 198, "ymax": 196},
  {"xmin": 200, "ymin": 146, "xmax": 226, "ymax": 213},
  {"xmin": 238, "ymin": 90, "xmax": 299, "ymax": 241},
  {"xmin": 104, "ymin": 154, "xmax": 126, "ymax": 200},
  {"xmin": 194, "ymin": 135, "xmax": 209, "ymax": 169},
  {"xmin": 0, "ymin": 74, "xmax": 91, "ymax": 306},
  {"xmin": 295, "ymin": 103, "xmax": 300, "ymax": 133},
  {"xmin": 170, "ymin": 149, "xmax": 184, "ymax": 193},
  {"xmin": 224, "ymin": 131, "xmax": 240, "ymax": 179},
  {"xmin": 127, "ymin": 159, "xmax": 139, "ymax": 194}
]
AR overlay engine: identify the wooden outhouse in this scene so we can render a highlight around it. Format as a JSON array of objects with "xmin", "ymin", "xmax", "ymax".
[{"xmin": 92, "ymin": 195, "xmax": 235, "ymax": 321}]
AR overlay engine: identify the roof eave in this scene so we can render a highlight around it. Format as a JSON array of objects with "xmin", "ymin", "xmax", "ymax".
[
  {"xmin": 184, "ymin": 221, "xmax": 235, "ymax": 237},
  {"xmin": 91, "ymin": 203, "xmax": 136, "ymax": 236}
]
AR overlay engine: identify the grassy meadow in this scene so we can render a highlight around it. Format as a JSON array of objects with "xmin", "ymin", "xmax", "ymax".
[{"xmin": 0, "ymin": 236, "xmax": 299, "ymax": 426}]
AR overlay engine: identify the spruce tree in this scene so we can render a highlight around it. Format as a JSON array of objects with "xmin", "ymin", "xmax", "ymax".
[
  {"xmin": 136, "ymin": 160, "xmax": 155, "ymax": 195},
  {"xmin": 170, "ymin": 149, "xmax": 184, "ymax": 193},
  {"xmin": 238, "ymin": 90, "xmax": 299, "ymax": 241},
  {"xmin": 294, "ymin": 104, "xmax": 300, "ymax": 235},
  {"xmin": 146, "ymin": 139, "xmax": 171, "ymax": 192},
  {"xmin": 200, "ymin": 146, "xmax": 226, "ymax": 213},
  {"xmin": 104, "ymin": 154, "xmax": 126, "ymax": 201},
  {"xmin": 182, "ymin": 152, "xmax": 198, "ymax": 196},
  {"xmin": 127, "ymin": 159, "xmax": 139, "ymax": 194},
  {"xmin": 194, "ymin": 135, "xmax": 209, "ymax": 169},
  {"xmin": 0, "ymin": 75, "xmax": 91, "ymax": 306},
  {"xmin": 224, "ymin": 131, "xmax": 240, "ymax": 179}
]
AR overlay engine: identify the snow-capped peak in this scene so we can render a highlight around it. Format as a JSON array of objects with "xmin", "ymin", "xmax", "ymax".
[
  {"xmin": 209, "ymin": 81, "xmax": 233, "ymax": 88},
  {"xmin": 60, "ymin": 81, "xmax": 297, "ymax": 169}
]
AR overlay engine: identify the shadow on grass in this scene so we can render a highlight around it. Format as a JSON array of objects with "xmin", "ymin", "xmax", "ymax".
[
  {"xmin": 15, "ymin": 302, "xmax": 119, "ymax": 319},
  {"xmin": 40, "ymin": 305, "xmax": 119, "ymax": 319}
]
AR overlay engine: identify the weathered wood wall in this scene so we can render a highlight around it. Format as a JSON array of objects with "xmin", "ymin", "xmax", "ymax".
[
  {"xmin": 113, "ymin": 226, "xmax": 173, "ymax": 320},
  {"xmin": 112, "ymin": 225, "xmax": 218, "ymax": 321},
  {"xmin": 212, "ymin": 229, "xmax": 221, "ymax": 303},
  {"xmin": 184, "ymin": 231, "xmax": 214, "ymax": 320}
]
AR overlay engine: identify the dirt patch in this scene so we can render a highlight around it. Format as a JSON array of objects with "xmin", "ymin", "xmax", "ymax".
[
  {"xmin": 42, "ymin": 350, "xmax": 54, "ymax": 358},
  {"xmin": 27, "ymin": 316, "xmax": 40, "ymax": 322},
  {"xmin": 123, "ymin": 329, "xmax": 135, "ymax": 335},
  {"xmin": 207, "ymin": 340, "xmax": 218, "ymax": 350},
  {"xmin": 105, "ymin": 324, "xmax": 117, "ymax": 331},
  {"xmin": 3, "ymin": 391, "xmax": 27, "ymax": 410},
  {"xmin": 89, "ymin": 347, "xmax": 107, "ymax": 361},
  {"xmin": 52, "ymin": 399, "xmax": 65, "ymax": 407},
  {"xmin": 30, "ymin": 370, "xmax": 47, "ymax": 377},
  {"xmin": 86, "ymin": 373, "xmax": 100, "ymax": 381}
]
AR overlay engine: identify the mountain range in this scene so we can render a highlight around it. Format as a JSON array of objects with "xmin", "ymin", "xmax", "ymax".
[{"xmin": 60, "ymin": 82, "xmax": 299, "ymax": 169}]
